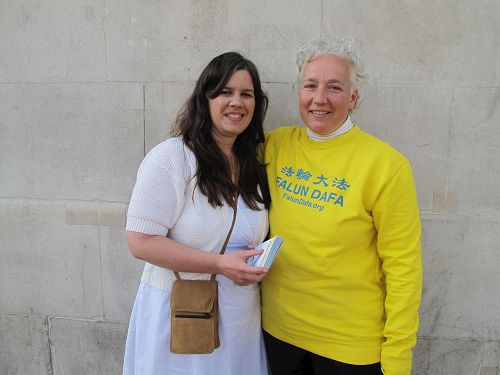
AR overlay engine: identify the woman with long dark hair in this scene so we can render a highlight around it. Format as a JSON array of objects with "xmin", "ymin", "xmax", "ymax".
[{"xmin": 123, "ymin": 52, "xmax": 270, "ymax": 375}]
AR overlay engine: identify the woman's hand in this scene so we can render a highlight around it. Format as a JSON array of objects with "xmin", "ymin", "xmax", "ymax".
[
  {"xmin": 127, "ymin": 232, "xmax": 268, "ymax": 285},
  {"xmin": 217, "ymin": 249, "xmax": 268, "ymax": 286}
]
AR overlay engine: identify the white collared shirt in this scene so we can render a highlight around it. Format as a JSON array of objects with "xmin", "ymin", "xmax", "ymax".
[{"xmin": 307, "ymin": 116, "xmax": 354, "ymax": 141}]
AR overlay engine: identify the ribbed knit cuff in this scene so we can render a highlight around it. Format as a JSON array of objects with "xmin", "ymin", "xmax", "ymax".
[{"xmin": 125, "ymin": 216, "xmax": 167, "ymax": 236}]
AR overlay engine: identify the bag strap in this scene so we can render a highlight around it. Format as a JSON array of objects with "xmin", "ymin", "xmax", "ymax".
[{"xmin": 174, "ymin": 194, "xmax": 238, "ymax": 281}]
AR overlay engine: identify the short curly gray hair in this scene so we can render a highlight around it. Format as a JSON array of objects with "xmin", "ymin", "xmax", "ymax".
[{"xmin": 296, "ymin": 37, "xmax": 367, "ymax": 109}]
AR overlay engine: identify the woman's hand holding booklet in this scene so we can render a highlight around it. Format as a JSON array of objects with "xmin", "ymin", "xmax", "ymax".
[{"xmin": 247, "ymin": 236, "xmax": 283, "ymax": 269}]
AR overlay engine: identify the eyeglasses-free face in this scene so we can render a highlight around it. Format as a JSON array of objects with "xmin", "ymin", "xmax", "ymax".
[
  {"xmin": 299, "ymin": 54, "xmax": 359, "ymax": 135},
  {"xmin": 209, "ymin": 69, "xmax": 256, "ymax": 147}
]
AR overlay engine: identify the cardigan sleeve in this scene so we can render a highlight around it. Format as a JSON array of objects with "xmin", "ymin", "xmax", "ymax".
[
  {"xmin": 126, "ymin": 138, "xmax": 191, "ymax": 236},
  {"xmin": 372, "ymin": 161, "xmax": 423, "ymax": 375}
]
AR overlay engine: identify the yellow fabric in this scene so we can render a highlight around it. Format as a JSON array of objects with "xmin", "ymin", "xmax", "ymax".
[{"xmin": 262, "ymin": 125, "xmax": 422, "ymax": 375}]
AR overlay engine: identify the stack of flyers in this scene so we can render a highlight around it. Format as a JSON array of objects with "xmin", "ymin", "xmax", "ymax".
[{"xmin": 247, "ymin": 236, "xmax": 284, "ymax": 269}]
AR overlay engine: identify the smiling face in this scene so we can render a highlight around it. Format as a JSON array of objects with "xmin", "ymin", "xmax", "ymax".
[
  {"xmin": 209, "ymin": 69, "xmax": 255, "ymax": 147},
  {"xmin": 299, "ymin": 54, "xmax": 359, "ymax": 135}
]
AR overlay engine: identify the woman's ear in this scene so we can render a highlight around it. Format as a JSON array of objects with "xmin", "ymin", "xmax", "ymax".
[{"xmin": 349, "ymin": 89, "xmax": 359, "ymax": 110}]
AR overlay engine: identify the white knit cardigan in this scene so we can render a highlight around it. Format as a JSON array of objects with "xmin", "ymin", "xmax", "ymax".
[{"xmin": 126, "ymin": 137, "xmax": 269, "ymax": 291}]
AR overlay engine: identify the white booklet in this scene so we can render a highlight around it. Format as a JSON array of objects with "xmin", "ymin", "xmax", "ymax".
[{"xmin": 247, "ymin": 236, "xmax": 284, "ymax": 269}]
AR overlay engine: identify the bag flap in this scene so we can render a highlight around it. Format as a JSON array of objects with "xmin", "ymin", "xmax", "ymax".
[{"xmin": 171, "ymin": 280, "xmax": 217, "ymax": 313}]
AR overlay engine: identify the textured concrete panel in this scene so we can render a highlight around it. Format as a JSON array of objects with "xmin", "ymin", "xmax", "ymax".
[
  {"xmin": 106, "ymin": 0, "xmax": 321, "ymax": 83},
  {"xmin": 413, "ymin": 337, "xmax": 482, "ymax": 375},
  {"xmin": 0, "ymin": 0, "xmax": 106, "ymax": 83},
  {"xmin": 354, "ymin": 85, "xmax": 452, "ymax": 212},
  {"xmin": 0, "ymin": 314, "xmax": 51, "ymax": 375},
  {"xmin": 1, "ymin": 3, "xmax": 499, "ymax": 374},
  {"xmin": 480, "ymin": 367, "xmax": 500, "ymax": 375},
  {"xmin": 64, "ymin": 201, "xmax": 127, "ymax": 227},
  {"xmin": 481, "ymin": 341, "xmax": 500, "ymax": 367},
  {"xmin": 99, "ymin": 202, "xmax": 127, "ymax": 227},
  {"xmin": 0, "ymin": 84, "xmax": 144, "ymax": 201},
  {"xmin": 144, "ymin": 81, "xmax": 194, "ymax": 151},
  {"xmin": 263, "ymin": 82, "xmax": 301, "ymax": 132},
  {"xmin": 65, "ymin": 200, "xmax": 101, "ymax": 225},
  {"xmin": 100, "ymin": 226, "xmax": 144, "ymax": 321},
  {"xmin": 322, "ymin": 1, "xmax": 500, "ymax": 87},
  {"xmin": 0, "ymin": 199, "xmax": 103, "ymax": 318},
  {"xmin": 105, "ymin": 1, "xmax": 194, "ymax": 83},
  {"xmin": 419, "ymin": 214, "xmax": 500, "ymax": 339},
  {"xmin": 432, "ymin": 188, "xmax": 457, "ymax": 214},
  {"xmin": 448, "ymin": 87, "xmax": 500, "ymax": 213},
  {"xmin": 49, "ymin": 317, "xmax": 127, "ymax": 375}
]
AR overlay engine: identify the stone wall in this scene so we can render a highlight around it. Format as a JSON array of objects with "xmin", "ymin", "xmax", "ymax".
[{"xmin": 1, "ymin": 1, "xmax": 499, "ymax": 374}]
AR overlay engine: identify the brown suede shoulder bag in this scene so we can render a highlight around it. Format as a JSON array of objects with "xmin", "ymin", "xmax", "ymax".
[{"xmin": 170, "ymin": 200, "xmax": 237, "ymax": 354}]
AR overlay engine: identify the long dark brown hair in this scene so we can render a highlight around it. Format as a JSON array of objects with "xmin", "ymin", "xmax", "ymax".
[{"xmin": 173, "ymin": 52, "xmax": 270, "ymax": 210}]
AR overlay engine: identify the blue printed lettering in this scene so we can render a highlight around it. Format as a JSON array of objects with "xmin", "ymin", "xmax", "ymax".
[
  {"xmin": 327, "ymin": 192, "xmax": 338, "ymax": 202},
  {"xmin": 293, "ymin": 184, "xmax": 309, "ymax": 197},
  {"xmin": 310, "ymin": 189, "xmax": 321, "ymax": 199},
  {"xmin": 278, "ymin": 179, "xmax": 288, "ymax": 190},
  {"xmin": 334, "ymin": 196, "xmax": 344, "ymax": 206}
]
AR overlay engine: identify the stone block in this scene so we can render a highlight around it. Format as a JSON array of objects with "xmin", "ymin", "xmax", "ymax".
[
  {"xmin": 105, "ymin": 1, "xmax": 195, "ymax": 82},
  {"xmin": 99, "ymin": 202, "xmax": 127, "ymax": 227},
  {"xmin": 480, "ymin": 367, "xmax": 499, "ymax": 375},
  {"xmin": 49, "ymin": 317, "xmax": 127, "ymax": 375},
  {"xmin": 0, "ymin": 199, "xmax": 103, "ymax": 318},
  {"xmin": 263, "ymin": 82, "xmax": 301, "ymax": 132},
  {"xmin": 354, "ymin": 85, "xmax": 452, "ymax": 212},
  {"xmin": 65, "ymin": 201, "xmax": 100, "ymax": 226},
  {"xmin": 481, "ymin": 341, "xmax": 500, "ymax": 367},
  {"xmin": 64, "ymin": 201, "xmax": 127, "ymax": 227},
  {"xmin": 0, "ymin": 314, "xmax": 51, "ymax": 375},
  {"xmin": 100, "ymin": 226, "xmax": 144, "ymax": 321},
  {"xmin": 0, "ymin": 1, "xmax": 106, "ymax": 83},
  {"xmin": 0, "ymin": 83, "xmax": 144, "ymax": 201},
  {"xmin": 105, "ymin": 0, "xmax": 321, "ymax": 83},
  {"xmin": 432, "ymin": 188, "xmax": 457, "ymax": 214},
  {"xmin": 419, "ymin": 214, "xmax": 500, "ymax": 339},
  {"xmin": 413, "ymin": 337, "xmax": 482, "ymax": 375},
  {"xmin": 322, "ymin": 1, "xmax": 500, "ymax": 87},
  {"xmin": 144, "ymin": 81, "xmax": 194, "ymax": 152},
  {"xmin": 448, "ymin": 87, "xmax": 500, "ymax": 212}
]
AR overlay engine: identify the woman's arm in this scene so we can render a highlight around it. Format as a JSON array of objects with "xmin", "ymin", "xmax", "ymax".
[
  {"xmin": 373, "ymin": 162, "xmax": 422, "ymax": 375},
  {"xmin": 127, "ymin": 231, "xmax": 267, "ymax": 286}
]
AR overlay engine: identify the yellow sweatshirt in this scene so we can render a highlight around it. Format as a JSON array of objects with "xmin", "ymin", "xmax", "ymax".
[{"xmin": 262, "ymin": 125, "xmax": 422, "ymax": 375}]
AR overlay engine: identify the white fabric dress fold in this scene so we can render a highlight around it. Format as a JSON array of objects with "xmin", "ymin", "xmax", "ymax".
[{"xmin": 123, "ymin": 196, "xmax": 268, "ymax": 375}]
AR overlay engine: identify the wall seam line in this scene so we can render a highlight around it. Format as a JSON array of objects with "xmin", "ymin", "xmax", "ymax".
[
  {"xmin": 143, "ymin": 83, "xmax": 146, "ymax": 155},
  {"xmin": 97, "ymin": 208, "xmax": 106, "ymax": 321},
  {"xmin": 47, "ymin": 316, "xmax": 55, "ymax": 375}
]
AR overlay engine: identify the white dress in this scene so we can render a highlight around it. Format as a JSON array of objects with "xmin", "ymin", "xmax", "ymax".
[{"xmin": 123, "ymin": 197, "xmax": 269, "ymax": 375}]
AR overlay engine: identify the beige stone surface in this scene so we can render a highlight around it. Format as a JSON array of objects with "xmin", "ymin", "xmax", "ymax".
[
  {"xmin": 49, "ymin": 317, "xmax": 127, "ymax": 375},
  {"xmin": 413, "ymin": 337, "xmax": 483, "ymax": 375},
  {"xmin": 100, "ymin": 226, "xmax": 144, "ymax": 321},
  {"xmin": 0, "ymin": 0, "xmax": 106, "ymax": 83},
  {"xmin": 0, "ymin": 84, "xmax": 144, "ymax": 201},
  {"xmin": 1, "ymin": 1, "xmax": 499, "ymax": 373},
  {"xmin": 419, "ymin": 214, "xmax": 500, "ymax": 339},
  {"xmin": 0, "ymin": 314, "xmax": 51, "ymax": 375},
  {"xmin": 0, "ymin": 199, "xmax": 103, "ymax": 318}
]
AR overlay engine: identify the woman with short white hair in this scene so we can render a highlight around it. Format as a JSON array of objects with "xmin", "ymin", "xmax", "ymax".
[{"xmin": 261, "ymin": 37, "xmax": 422, "ymax": 375}]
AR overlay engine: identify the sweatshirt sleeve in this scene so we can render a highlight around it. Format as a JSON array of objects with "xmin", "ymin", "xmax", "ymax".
[
  {"xmin": 372, "ymin": 161, "xmax": 423, "ymax": 375},
  {"xmin": 126, "ymin": 139, "xmax": 191, "ymax": 236}
]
